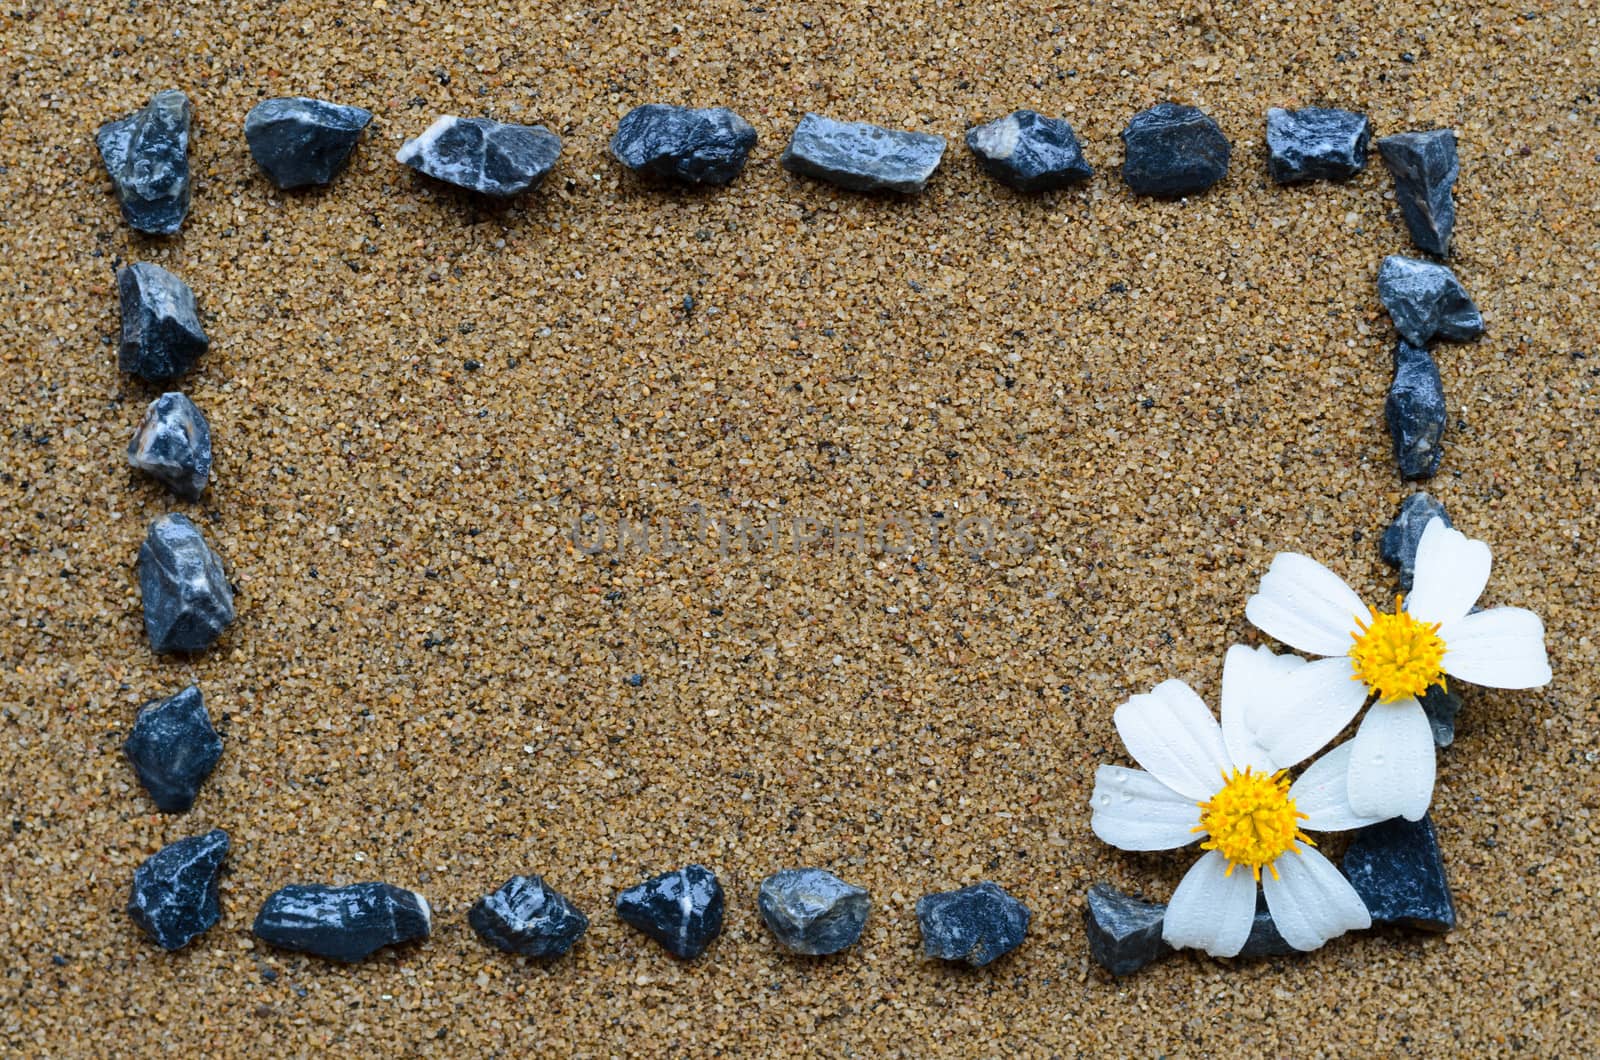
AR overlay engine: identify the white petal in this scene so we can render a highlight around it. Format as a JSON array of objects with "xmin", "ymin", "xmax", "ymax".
[
  {"xmin": 1346, "ymin": 698, "xmax": 1436, "ymax": 821},
  {"xmin": 1161, "ymin": 850, "xmax": 1258, "ymax": 958},
  {"xmin": 1220, "ymin": 644, "xmax": 1304, "ymax": 773},
  {"xmin": 1439, "ymin": 607, "xmax": 1553, "ymax": 689},
  {"xmin": 1261, "ymin": 844, "xmax": 1372, "ymax": 951},
  {"xmin": 1246, "ymin": 552, "xmax": 1369, "ymax": 657},
  {"xmin": 1289, "ymin": 742, "xmax": 1388, "ymax": 833},
  {"xmin": 1089, "ymin": 765, "xmax": 1201, "ymax": 851},
  {"xmin": 1249, "ymin": 655, "xmax": 1369, "ymax": 770},
  {"xmin": 1405, "ymin": 519, "xmax": 1491, "ymax": 627},
  {"xmin": 1113, "ymin": 680, "xmax": 1230, "ymax": 802}
]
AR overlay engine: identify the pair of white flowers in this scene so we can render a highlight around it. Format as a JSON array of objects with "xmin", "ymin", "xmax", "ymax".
[{"xmin": 1091, "ymin": 518, "xmax": 1551, "ymax": 957}]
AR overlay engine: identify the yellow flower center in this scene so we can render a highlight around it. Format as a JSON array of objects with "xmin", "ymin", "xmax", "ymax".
[
  {"xmin": 1194, "ymin": 767, "xmax": 1310, "ymax": 881},
  {"xmin": 1348, "ymin": 596, "xmax": 1447, "ymax": 703}
]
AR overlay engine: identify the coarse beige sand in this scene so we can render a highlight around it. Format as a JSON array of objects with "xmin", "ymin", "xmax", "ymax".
[{"xmin": 1, "ymin": 1, "xmax": 1597, "ymax": 1055}]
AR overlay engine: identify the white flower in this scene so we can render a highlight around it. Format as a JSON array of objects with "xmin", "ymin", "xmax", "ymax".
[
  {"xmin": 1244, "ymin": 517, "xmax": 1551, "ymax": 822},
  {"xmin": 1090, "ymin": 645, "xmax": 1375, "ymax": 957}
]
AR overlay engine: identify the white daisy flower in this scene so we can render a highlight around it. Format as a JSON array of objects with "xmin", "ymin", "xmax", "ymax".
[
  {"xmin": 1244, "ymin": 517, "xmax": 1552, "ymax": 822},
  {"xmin": 1091, "ymin": 645, "xmax": 1376, "ymax": 957}
]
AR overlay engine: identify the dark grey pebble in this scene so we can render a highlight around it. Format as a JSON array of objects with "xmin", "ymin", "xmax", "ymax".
[
  {"xmin": 965, "ymin": 109, "xmax": 1092, "ymax": 192},
  {"xmin": 1377, "ymin": 255, "xmax": 1484, "ymax": 347},
  {"xmin": 1083, "ymin": 884, "xmax": 1170, "ymax": 976},
  {"xmin": 757, "ymin": 868, "xmax": 870, "ymax": 956},
  {"xmin": 396, "ymin": 115, "xmax": 562, "ymax": 197},
  {"xmin": 1237, "ymin": 893, "xmax": 1297, "ymax": 957},
  {"xmin": 1419, "ymin": 683, "xmax": 1463, "ymax": 748},
  {"xmin": 137, "ymin": 513, "xmax": 235, "ymax": 654},
  {"xmin": 915, "ymin": 881, "xmax": 1030, "ymax": 967},
  {"xmin": 615, "ymin": 864, "xmax": 724, "ymax": 959},
  {"xmin": 1386, "ymin": 340, "xmax": 1448, "ymax": 480},
  {"xmin": 118, "ymin": 263, "xmax": 209, "ymax": 383},
  {"xmin": 1380, "ymin": 491, "xmax": 1453, "ymax": 592},
  {"xmin": 253, "ymin": 882, "xmax": 432, "ymax": 962},
  {"xmin": 123, "ymin": 684, "xmax": 222, "ymax": 813},
  {"xmin": 1265, "ymin": 106, "xmax": 1371, "ymax": 183},
  {"xmin": 1378, "ymin": 129, "xmax": 1459, "ymax": 257},
  {"xmin": 127, "ymin": 392, "xmax": 212, "ymax": 500},
  {"xmin": 96, "ymin": 89, "xmax": 192, "ymax": 235},
  {"xmin": 1343, "ymin": 814, "xmax": 1456, "ymax": 932},
  {"xmin": 469, "ymin": 875, "xmax": 589, "ymax": 958},
  {"xmin": 1120, "ymin": 102, "xmax": 1230, "ymax": 198},
  {"xmin": 610, "ymin": 104, "xmax": 757, "ymax": 186},
  {"xmin": 780, "ymin": 113, "xmax": 946, "ymax": 194},
  {"xmin": 245, "ymin": 97, "xmax": 373, "ymax": 189},
  {"xmin": 128, "ymin": 829, "xmax": 229, "ymax": 951}
]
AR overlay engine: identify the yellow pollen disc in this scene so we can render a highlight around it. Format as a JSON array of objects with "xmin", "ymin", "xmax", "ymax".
[
  {"xmin": 1348, "ymin": 595, "xmax": 1447, "ymax": 703},
  {"xmin": 1193, "ymin": 767, "xmax": 1311, "ymax": 882}
]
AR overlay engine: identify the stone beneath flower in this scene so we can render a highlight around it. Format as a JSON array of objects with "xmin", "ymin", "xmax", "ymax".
[
  {"xmin": 1245, "ymin": 518, "xmax": 1551, "ymax": 821},
  {"xmin": 1342, "ymin": 814, "xmax": 1457, "ymax": 932},
  {"xmin": 1380, "ymin": 492, "xmax": 1453, "ymax": 592},
  {"xmin": 1090, "ymin": 646, "xmax": 1376, "ymax": 957},
  {"xmin": 127, "ymin": 392, "xmax": 212, "ymax": 500},
  {"xmin": 396, "ymin": 116, "xmax": 562, "ymax": 198},
  {"xmin": 96, "ymin": 89, "xmax": 192, "ymax": 235}
]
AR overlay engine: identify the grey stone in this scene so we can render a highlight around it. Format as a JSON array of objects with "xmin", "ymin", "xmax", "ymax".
[
  {"xmin": 127, "ymin": 393, "xmax": 212, "ymax": 500},
  {"xmin": 757, "ymin": 868, "xmax": 870, "ymax": 956},
  {"xmin": 123, "ymin": 684, "xmax": 222, "ymax": 813},
  {"xmin": 1343, "ymin": 814, "xmax": 1456, "ymax": 932},
  {"xmin": 137, "ymin": 513, "xmax": 235, "ymax": 654},
  {"xmin": 1120, "ymin": 103, "xmax": 1230, "ymax": 198},
  {"xmin": 965, "ymin": 109, "xmax": 1092, "ymax": 192},
  {"xmin": 96, "ymin": 89, "xmax": 192, "ymax": 235},
  {"xmin": 469, "ymin": 875, "xmax": 589, "ymax": 958},
  {"xmin": 1419, "ymin": 683, "xmax": 1463, "ymax": 748},
  {"xmin": 245, "ymin": 97, "xmax": 372, "ymax": 189},
  {"xmin": 1237, "ymin": 894, "xmax": 1297, "ymax": 957},
  {"xmin": 1265, "ymin": 106, "xmax": 1371, "ymax": 183},
  {"xmin": 118, "ymin": 263, "xmax": 209, "ymax": 383},
  {"xmin": 1377, "ymin": 255, "xmax": 1484, "ymax": 347},
  {"xmin": 1386, "ymin": 341, "xmax": 1448, "ymax": 480},
  {"xmin": 253, "ymin": 882, "xmax": 432, "ymax": 962},
  {"xmin": 127, "ymin": 829, "xmax": 229, "ymax": 951},
  {"xmin": 396, "ymin": 115, "xmax": 562, "ymax": 197},
  {"xmin": 780, "ymin": 113, "xmax": 946, "ymax": 194},
  {"xmin": 915, "ymin": 881, "xmax": 1030, "ymax": 967},
  {"xmin": 610, "ymin": 104, "xmax": 757, "ymax": 185},
  {"xmin": 1083, "ymin": 884, "xmax": 1170, "ymax": 976},
  {"xmin": 1378, "ymin": 129, "xmax": 1458, "ymax": 257},
  {"xmin": 615, "ymin": 864, "xmax": 724, "ymax": 959},
  {"xmin": 1380, "ymin": 492, "xmax": 1453, "ymax": 592}
]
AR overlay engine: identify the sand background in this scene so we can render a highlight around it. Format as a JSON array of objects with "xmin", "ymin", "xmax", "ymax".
[{"xmin": 2, "ymin": 0, "xmax": 1597, "ymax": 1055}]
